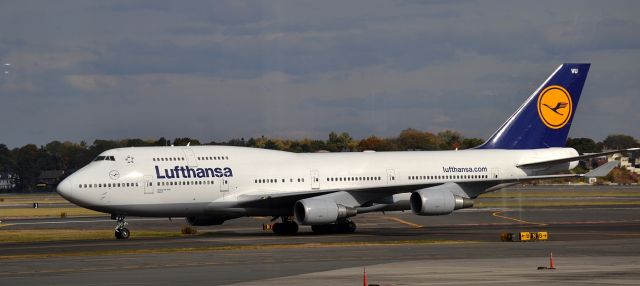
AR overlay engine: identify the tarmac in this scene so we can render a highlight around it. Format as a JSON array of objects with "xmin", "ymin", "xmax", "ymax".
[{"xmin": 1, "ymin": 185, "xmax": 639, "ymax": 285}]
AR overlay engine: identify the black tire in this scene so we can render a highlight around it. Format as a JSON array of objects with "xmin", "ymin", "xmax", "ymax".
[
  {"xmin": 115, "ymin": 229, "xmax": 123, "ymax": 239},
  {"xmin": 347, "ymin": 221, "xmax": 356, "ymax": 233},
  {"xmin": 119, "ymin": 228, "xmax": 130, "ymax": 239},
  {"xmin": 272, "ymin": 223, "xmax": 283, "ymax": 234},
  {"xmin": 311, "ymin": 224, "xmax": 330, "ymax": 234},
  {"xmin": 273, "ymin": 222, "xmax": 298, "ymax": 235},
  {"xmin": 336, "ymin": 223, "xmax": 349, "ymax": 233},
  {"xmin": 286, "ymin": 222, "xmax": 299, "ymax": 234}
]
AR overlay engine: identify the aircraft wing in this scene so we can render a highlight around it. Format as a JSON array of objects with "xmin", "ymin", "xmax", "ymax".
[
  {"xmin": 235, "ymin": 183, "xmax": 439, "ymax": 208},
  {"xmin": 234, "ymin": 160, "xmax": 620, "ymax": 210},
  {"xmin": 517, "ymin": 148, "xmax": 639, "ymax": 168}
]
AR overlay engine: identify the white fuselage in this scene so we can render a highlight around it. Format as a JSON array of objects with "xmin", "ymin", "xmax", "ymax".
[{"xmin": 57, "ymin": 145, "xmax": 578, "ymax": 218}]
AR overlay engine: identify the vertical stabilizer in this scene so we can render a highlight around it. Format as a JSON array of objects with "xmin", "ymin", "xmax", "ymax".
[{"xmin": 479, "ymin": 63, "xmax": 590, "ymax": 149}]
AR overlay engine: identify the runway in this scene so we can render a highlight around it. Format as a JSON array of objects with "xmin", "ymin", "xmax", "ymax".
[{"xmin": 1, "ymin": 185, "xmax": 640, "ymax": 285}]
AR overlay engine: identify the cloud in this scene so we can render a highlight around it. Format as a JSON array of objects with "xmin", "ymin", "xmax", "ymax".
[{"xmin": 0, "ymin": 0, "xmax": 639, "ymax": 147}]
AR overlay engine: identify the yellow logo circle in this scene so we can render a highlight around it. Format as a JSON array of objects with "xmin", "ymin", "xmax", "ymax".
[{"xmin": 537, "ymin": 85, "xmax": 572, "ymax": 129}]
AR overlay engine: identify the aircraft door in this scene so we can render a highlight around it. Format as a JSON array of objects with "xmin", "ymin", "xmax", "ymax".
[
  {"xmin": 310, "ymin": 170, "xmax": 320, "ymax": 190},
  {"xmin": 220, "ymin": 178, "xmax": 229, "ymax": 192},
  {"xmin": 143, "ymin": 175, "xmax": 153, "ymax": 194},
  {"xmin": 182, "ymin": 148, "xmax": 198, "ymax": 167},
  {"xmin": 491, "ymin": 168, "xmax": 501, "ymax": 179},
  {"xmin": 386, "ymin": 169, "xmax": 396, "ymax": 184}
]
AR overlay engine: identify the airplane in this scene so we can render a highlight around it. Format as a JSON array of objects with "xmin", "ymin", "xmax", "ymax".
[{"xmin": 57, "ymin": 63, "xmax": 635, "ymax": 239}]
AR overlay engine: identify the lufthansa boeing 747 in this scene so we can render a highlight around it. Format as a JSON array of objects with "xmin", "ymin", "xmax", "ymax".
[{"xmin": 57, "ymin": 63, "xmax": 636, "ymax": 239}]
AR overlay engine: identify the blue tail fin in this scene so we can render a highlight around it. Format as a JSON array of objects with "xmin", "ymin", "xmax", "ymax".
[{"xmin": 478, "ymin": 63, "xmax": 590, "ymax": 149}]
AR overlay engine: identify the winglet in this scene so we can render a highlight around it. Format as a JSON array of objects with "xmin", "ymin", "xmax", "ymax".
[{"xmin": 584, "ymin": 161, "xmax": 619, "ymax": 178}]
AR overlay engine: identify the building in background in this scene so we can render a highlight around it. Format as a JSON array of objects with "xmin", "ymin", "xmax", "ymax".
[{"xmin": 0, "ymin": 172, "xmax": 16, "ymax": 190}]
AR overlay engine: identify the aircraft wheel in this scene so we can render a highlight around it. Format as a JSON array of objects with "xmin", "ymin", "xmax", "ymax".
[
  {"xmin": 272, "ymin": 222, "xmax": 283, "ymax": 234},
  {"xmin": 115, "ymin": 227, "xmax": 130, "ymax": 239},
  {"xmin": 272, "ymin": 222, "xmax": 298, "ymax": 235},
  {"xmin": 287, "ymin": 222, "xmax": 299, "ymax": 234},
  {"xmin": 347, "ymin": 221, "xmax": 356, "ymax": 233},
  {"xmin": 120, "ymin": 227, "xmax": 130, "ymax": 239},
  {"xmin": 311, "ymin": 224, "xmax": 331, "ymax": 234}
]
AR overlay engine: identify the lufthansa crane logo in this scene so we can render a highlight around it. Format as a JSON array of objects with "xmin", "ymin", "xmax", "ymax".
[
  {"xmin": 109, "ymin": 170, "xmax": 120, "ymax": 180},
  {"xmin": 537, "ymin": 85, "xmax": 572, "ymax": 129}
]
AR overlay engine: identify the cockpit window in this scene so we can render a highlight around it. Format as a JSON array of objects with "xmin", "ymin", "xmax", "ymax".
[{"xmin": 94, "ymin": 155, "xmax": 116, "ymax": 161}]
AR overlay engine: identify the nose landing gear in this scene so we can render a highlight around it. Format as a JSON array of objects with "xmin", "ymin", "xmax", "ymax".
[{"xmin": 112, "ymin": 214, "xmax": 130, "ymax": 239}]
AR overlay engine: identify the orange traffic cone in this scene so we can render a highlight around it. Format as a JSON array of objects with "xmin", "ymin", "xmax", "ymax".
[
  {"xmin": 363, "ymin": 267, "xmax": 367, "ymax": 286},
  {"xmin": 549, "ymin": 251, "xmax": 556, "ymax": 269}
]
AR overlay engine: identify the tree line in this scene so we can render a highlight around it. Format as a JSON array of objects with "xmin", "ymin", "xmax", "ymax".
[{"xmin": 0, "ymin": 130, "xmax": 637, "ymax": 192}]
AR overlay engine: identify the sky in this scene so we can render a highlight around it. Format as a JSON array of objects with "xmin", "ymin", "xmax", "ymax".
[{"xmin": 1, "ymin": 0, "xmax": 639, "ymax": 148}]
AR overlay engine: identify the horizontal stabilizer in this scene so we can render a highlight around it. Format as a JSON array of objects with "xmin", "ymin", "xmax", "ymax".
[
  {"xmin": 517, "ymin": 148, "xmax": 640, "ymax": 168},
  {"xmin": 584, "ymin": 161, "xmax": 619, "ymax": 177}
]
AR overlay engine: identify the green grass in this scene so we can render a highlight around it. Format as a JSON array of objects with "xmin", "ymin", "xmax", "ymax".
[
  {"xmin": 0, "ymin": 194, "xmax": 68, "ymax": 205},
  {"xmin": 481, "ymin": 191, "xmax": 640, "ymax": 198},
  {"xmin": 0, "ymin": 229, "xmax": 184, "ymax": 244},
  {"xmin": 0, "ymin": 207, "xmax": 103, "ymax": 218},
  {"xmin": 475, "ymin": 200, "xmax": 640, "ymax": 208},
  {"xmin": 0, "ymin": 236, "xmax": 472, "ymax": 259}
]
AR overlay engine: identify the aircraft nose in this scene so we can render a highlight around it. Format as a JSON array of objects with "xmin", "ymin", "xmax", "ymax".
[{"xmin": 56, "ymin": 177, "xmax": 74, "ymax": 199}]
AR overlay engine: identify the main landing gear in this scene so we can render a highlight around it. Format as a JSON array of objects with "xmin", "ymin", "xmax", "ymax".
[
  {"xmin": 112, "ymin": 214, "xmax": 130, "ymax": 239},
  {"xmin": 311, "ymin": 219, "xmax": 356, "ymax": 234},
  {"xmin": 271, "ymin": 216, "xmax": 299, "ymax": 235}
]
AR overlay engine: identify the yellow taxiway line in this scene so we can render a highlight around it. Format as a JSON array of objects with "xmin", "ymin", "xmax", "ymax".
[
  {"xmin": 491, "ymin": 211, "xmax": 547, "ymax": 226},
  {"xmin": 384, "ymin": 216, "xmax": 423, "ymax": 228}
]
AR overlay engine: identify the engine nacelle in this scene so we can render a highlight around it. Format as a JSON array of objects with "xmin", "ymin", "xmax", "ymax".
[
  {"xmin": 294, "ymin": 198, "xmax": 356, "ymax": 225},
  {"xmin": 410, "ymin": 188, "xmax": 473, "ymax": 216},
  {"xmin": 185, "ymin": 216, "xmax": 226, "ymax": 226}
]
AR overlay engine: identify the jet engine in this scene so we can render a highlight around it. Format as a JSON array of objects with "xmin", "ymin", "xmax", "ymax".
[
  {"xmin": 410, "ymin": 188, "xmax": 473, "ymax": 215},
  {"xmin": 294, "ymin": 198, "xmax": 356, "ymax": 225},
  {"xmin": 185, "ymin": 216, "xmax": 226, "ymax": 226}
]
